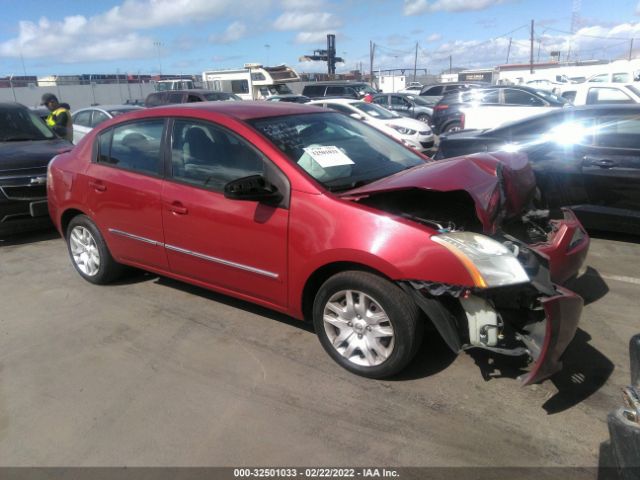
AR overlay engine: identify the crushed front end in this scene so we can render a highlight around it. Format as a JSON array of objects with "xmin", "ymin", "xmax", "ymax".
[{"xmin": 400, "ymin": 232, "xmax": 583, "ymax": 385}]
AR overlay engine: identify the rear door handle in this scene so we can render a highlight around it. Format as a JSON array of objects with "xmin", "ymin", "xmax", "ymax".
[
  {"xmin": 88, "ymin": 180, "xmax": 106, "ymax": 192},
  {"xmin": 584, "ymin": 156, "xmax": 617, "ymax": 168},
  {"xmin": 168, "ymin": 201, "xmax": 188, "ymax": 215}
]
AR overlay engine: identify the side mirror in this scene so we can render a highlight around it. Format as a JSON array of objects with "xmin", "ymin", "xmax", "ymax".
[{"xmin": 224, "ymin": 175, "xmax": 282, "ymax": 204}]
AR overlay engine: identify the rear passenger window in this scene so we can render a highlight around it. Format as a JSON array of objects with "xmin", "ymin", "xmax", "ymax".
[
  {"xmin": 302, "ymin": 85, "xmax": 325, "ymax": 97},
  {"xmin": 326, "ymin": 86, "xmax": 346, "ymax": 96},
  {"xmin": 73, "ymin": 111, "xmax": 92, "ymax": 127},
  {"xmin": 423, "ymin": 86, "xmax": 443, "ymax": 95},
  {"xmin": 586, "ymin": 87, "xmax": 635, "ymax": 105},
  {"xmin": 170, "ymin": 120, "xmax": 265, "ymax": 191},
  {"xmin": 97, "ymin": 120, "xmax": 164, "ymax": 175}
]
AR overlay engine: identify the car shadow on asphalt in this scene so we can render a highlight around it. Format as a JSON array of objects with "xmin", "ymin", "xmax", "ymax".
[
  {"xmin": 152, "ymin": 276, "xmax": 315, "ymax": 333},
  {"xmin": 565, "ymin": 266, "xmax": 610, "ymax": 306},
  {"xmin": 466, "ymin": 328, "xmax": 614, "ymax": 414},
  {"xmin": 391, "ymin": 327, "xmax": 458, "ymax": 381},
  {"xmin": 0, "ymin": 227, "xmax": 59, "ymax": 246}
]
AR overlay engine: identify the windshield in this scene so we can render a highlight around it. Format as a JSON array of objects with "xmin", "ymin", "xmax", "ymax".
[
  {"xmin": 406, "ymin": 95, "xmax": 431, "ymax": 106},
  {"xmin": 0, "ymin": 107, "xmax": 56, "ymax": 142},
  {"xmin": 249, "ymin": 112, "xmax": 425, "ymax": 191},
  {"xmin": 626, "ymin": 84, "xmax": 640, "ymax": 97},
  {"xmin": 270, "ymin": 84, "xmax": 293, "ymax": 95},
  {"xmin": 353, "ymin": 102, "xmax": 400, "ymax": 119}
]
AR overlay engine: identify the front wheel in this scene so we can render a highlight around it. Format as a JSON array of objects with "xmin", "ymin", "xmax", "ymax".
[
  {"xmin": 313, "ymin": 271, "xmax": 424, "ymax": 378},
  {"xmin": 417, "ymin": 114, "xmax": 432, "ymax": 126},
  {"xmin": 66, "ymin": 214, "xmax": 123, "ymax": 284}
]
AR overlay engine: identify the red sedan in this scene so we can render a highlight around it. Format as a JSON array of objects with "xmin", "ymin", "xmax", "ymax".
[{"xmin": 47, "ymin": 102, "xmax": 589, "ymax": 384}]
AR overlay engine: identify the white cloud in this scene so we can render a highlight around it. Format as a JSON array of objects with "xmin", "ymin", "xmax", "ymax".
[
  {"xmin": 280, "ymin": 0, "xmax": 324, "ymax": 9},
  {"xmin": 427, "ymin": 33, "xmax": 442, "ymax": 42},
  {"xmin": 0, "ymin": 0, "xmax": 267, "ymax": 62},
  {"xmin": 295, "ymin": 31, "xmax": 338, "ymax": 44},
  {"xmin": 210, "ymin": 22, "xmax": 248, "ymax": 44},
  {"xmin": 404, "ymin": 0, "xmax": 506, "ymax": 15},
  {"xmin": 273, "ymin": 12, "xmax": 339, "ymax": 31}
]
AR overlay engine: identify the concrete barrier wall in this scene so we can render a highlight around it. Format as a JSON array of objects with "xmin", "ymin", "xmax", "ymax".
[{"xmin": 0, "ymin": 83, "xmax": 156, "ymax": 110}]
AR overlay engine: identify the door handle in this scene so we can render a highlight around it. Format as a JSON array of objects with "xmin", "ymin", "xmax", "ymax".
[
  {"xmin": 584, "ymin": 156, "xmax": 617, "ymax": 169},
  {"xmin": 168, "ymin": 201, "xmax": 188, "ymax": 215},
  {"xmin": 88, "ymin": 180, "xmax": 106, "ymax": 192}
]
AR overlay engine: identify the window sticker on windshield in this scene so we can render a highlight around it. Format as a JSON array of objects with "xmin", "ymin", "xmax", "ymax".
[{"xmin": 303, "ymin": 146, "xmax": 355, "ymax": 168}]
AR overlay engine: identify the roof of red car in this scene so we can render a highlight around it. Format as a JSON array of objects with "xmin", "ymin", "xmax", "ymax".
[{"xmin": 140, "ymin": 101, "xmax": 324, "ymax": 121}]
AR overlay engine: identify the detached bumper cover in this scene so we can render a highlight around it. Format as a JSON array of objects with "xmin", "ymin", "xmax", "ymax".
[
  {"xmin": 533, "ymin": 208, "xmax": 589, "ymax": 285},
  {"xmin": 519, "ymin": 285, "xmax": 583, "ymax": 385}
]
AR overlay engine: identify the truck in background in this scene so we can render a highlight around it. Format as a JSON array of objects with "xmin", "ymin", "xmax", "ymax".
[{"xmin": 202, "ymin": 64, "xmax": 300, "ymax": 100}]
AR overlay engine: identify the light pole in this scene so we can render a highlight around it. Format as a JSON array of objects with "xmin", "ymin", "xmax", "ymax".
[{"xmin": 154, "ymin": 41, "xmax": 163, "ymax": 75}]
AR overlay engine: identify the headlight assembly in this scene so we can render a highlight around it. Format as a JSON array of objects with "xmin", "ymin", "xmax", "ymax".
[
  {"xmin": 388, "ymin": 124, "xmax": 417, "ymax": 135},
  {"xmin": 432, "ymin": 232, "xmax": 529, "ymax": 288}
]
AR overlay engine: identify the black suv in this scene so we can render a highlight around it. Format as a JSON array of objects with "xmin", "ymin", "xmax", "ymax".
[
  {"xmin": 301, "ymin": 82, "xmax": 378, "ymax": 100},
  {"xmin": 145, "ymin": 89, "xmax": 241, "ymax": 107},
  {"xmin": 0, "ymin": 102, "xmax": 72, "ymax": 236}
]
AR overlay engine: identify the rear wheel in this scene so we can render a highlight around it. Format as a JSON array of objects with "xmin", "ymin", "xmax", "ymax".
[
  {"xmin": 417, "ymin": 114, "xmax": 432, "ymax": 125},
  {"xmin": 313, "ymin": 271, "xmax": 424, "ymax": 378},
  {"xmin": 443, "ymin": 122, "xmax": 462, "ymax": 133},
  {"xmin": 66, "ymin": 215, "xmax": 123, "ymax": 284}
]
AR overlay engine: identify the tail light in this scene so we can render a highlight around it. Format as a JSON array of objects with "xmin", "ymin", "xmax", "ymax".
[
  {"xmin": 460, "ymin": 113, "xmax": 465, "ymax": 129},
  {"xmin": 434, "ymin": 104, "xmax": 448, "ymax": 111}
]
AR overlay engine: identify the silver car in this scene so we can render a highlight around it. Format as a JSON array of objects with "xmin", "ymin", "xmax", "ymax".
[{"xmin": 71, "ymin": 105, "xmax": 143, "ymax": 144}]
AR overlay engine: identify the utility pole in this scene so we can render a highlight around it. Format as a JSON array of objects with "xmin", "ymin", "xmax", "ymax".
[
  {"xmin": 506, "ymin": 37, "xmax": 512, "ymax": 64},
  {"xmin": 630, "ymin": 38, "xmax": 635, "ymax": 61},
  {"xmin": 530, "ymin": 19, "xmax": 534, "ymax": 74},
  {"xmin": 413, "ymin": 42, "xmax": 418, "ymax": 82},
  {"xmin": 369, "ymin": 41, "xmax": 376, "ymax": 88},
  {"xmin": 449, "ymin": 55, "xmax": 452, "ymax": 74}
]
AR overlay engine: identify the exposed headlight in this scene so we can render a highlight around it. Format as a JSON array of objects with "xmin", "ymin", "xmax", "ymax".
[
  {"xmin": 389, "ymin": 124, "xmax": 417, "ymax": 135},
  {"xmin": 432, "ymin": 232, "xmax": 529, "ymax": 288}
]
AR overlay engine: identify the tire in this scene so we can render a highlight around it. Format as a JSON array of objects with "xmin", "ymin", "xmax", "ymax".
[
  {"xmin": 417, "ymin": 114, "xmax": 432, "ymax": 126},
  {"xmin": 443, "ymin": 122, "xmax": 461, "ymax": 133},
  {"xmin": 312, "ymin": 271, "xmax": 424, "ymax": 379},
  {"xmin": 66, "ymin": 214, "xmax": 123, "ymax": 285}
]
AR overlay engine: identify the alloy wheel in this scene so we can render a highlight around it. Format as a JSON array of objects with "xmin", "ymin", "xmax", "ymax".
[
  {"xmin": 69, "ymin": 226, "xmax": 101, "ymax": 276},
  {"xmin": 322, "ymin": 290, "xmax": 395, "ymax": 367}
]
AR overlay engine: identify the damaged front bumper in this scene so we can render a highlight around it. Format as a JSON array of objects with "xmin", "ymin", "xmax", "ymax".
[
  {"xmin": 401, "ymin": 278, "xmax": 583, "ymax": 386},
  {"xmin": 529, "ymin": 208, "xmax": 590, "ymax": 285}
]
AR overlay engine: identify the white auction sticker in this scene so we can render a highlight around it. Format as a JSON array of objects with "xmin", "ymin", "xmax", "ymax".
[{"xmin": 303, "ymin": 146, "xmax": 354, "ymax": 168}]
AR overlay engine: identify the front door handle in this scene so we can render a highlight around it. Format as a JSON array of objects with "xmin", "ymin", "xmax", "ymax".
[
  {"xmin": 584, "ymin": 156, "xmax": 617, "ymax": 169},
  {"xmin": 168, "ymin": 201, "xmax": 188, "ymax": 215},
  {"xmin": 88, "ymin": 180, "xmax": 106, "ymax": 192}
]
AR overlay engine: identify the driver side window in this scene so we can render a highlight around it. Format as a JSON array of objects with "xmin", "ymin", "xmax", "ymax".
[{"xmin": 170, "ymin": 119, "xmax": 265, "ymax": 191}]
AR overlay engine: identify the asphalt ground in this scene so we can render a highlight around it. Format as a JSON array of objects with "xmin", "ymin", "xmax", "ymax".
[{"xmin": 0, "ymin": 227, "xmax": 638, "ymax": 468}]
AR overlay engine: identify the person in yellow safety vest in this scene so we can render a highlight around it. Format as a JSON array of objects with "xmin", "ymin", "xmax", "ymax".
[{"xmin": 41, "ymin": 93, "xmax": 73, "ymax": 142}]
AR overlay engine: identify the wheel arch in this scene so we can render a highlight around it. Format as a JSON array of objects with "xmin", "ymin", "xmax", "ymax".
[
  {"xmin": 60, "ymin": 208, "xmax": 89, "ymax": 236},
  {"xmin": 300, "ymin": 261, "xmax": 392, "ymax": 323}
]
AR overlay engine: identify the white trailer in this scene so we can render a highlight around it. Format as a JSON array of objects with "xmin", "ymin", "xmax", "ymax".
[{"xmin": 202, "ymin": 64, "xmax": 300, "ymax": 100}]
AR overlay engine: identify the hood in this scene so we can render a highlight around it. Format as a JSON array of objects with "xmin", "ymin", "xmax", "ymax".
[
  {"xmin": 342, "ymin": 152, "xmax": 536, "ymax": 233},
  {"xmin": 0, "ymin": 138, "xmax": 73, "ymax": 172},
  {"xmin": 387, "ymin": 116, "xmax": 430, "ymax": 131}
]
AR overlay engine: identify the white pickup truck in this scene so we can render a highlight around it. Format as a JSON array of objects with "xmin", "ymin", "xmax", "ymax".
[{"xmin": 559, "ymin": 82, "xmax": 640, "ymax": 106}]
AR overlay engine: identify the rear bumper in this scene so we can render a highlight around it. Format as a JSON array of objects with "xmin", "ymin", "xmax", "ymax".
[{"xmin": 532, "ymin": 208, "xmax": 590, "ymax": 285}]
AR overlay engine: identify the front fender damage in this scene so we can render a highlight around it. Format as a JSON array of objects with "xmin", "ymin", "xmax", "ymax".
[{"xmin": 399, "ymin": 279, "xmax": 583, "ymax": 386}]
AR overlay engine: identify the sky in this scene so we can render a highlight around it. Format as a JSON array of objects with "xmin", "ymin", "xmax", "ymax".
[{"xmin": 1, "ymin": 0, "xmax": 640, "ymax": 78}]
